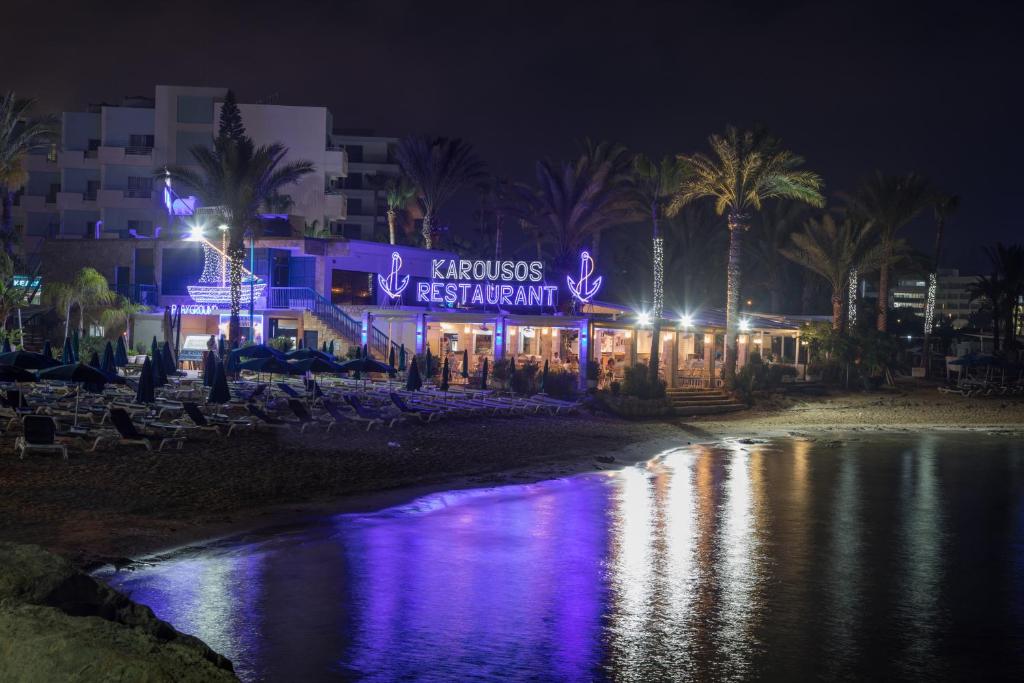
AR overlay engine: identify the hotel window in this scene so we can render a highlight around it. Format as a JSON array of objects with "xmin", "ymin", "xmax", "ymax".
[
  {"xmin": 177, "ymin": 95, "xmax": 214, "ymax": 123},
  {"xmin": 347, "ymin": 197, "xmax": 363, "ymax": 215},
  {"xmin": 126, "ymin": 176, "xmax": 153, "ymax": 197},
  {"xmin": 128, "ymin": 134, "xmax": 154, "ymax": 151},
  {"xmin": 346, "ymin": 145, "xmax": 364, "ymax": 162},
  {"xmin": 342, "ymin": 223, "xmax": 363, "ymax": 239},
  {"xmin": 127, "ymin": 219, "xmax": 153, "ymax": 235}
]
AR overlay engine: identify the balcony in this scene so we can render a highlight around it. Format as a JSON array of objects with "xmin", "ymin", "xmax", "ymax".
[
  {"xmin": 56, "ymin": 191, "xmax": 97, "ymax": 210},
  {"xmin": 324, "ymin": 190, "xmax": 347, "ymax": 220},
  {"xmin": 96, "ymin": 188, "xmax": 154, "ymax": 209},
  {"xmin": 324, "ymin": 147, "xmax": 349, "ymax": 176},
  {"xmin": 57, "ymin": 149, "xmax": 100, "ymax": 169},
  {"xmin": 113, "ymin": 283, "xmax": 159, "ymax": 307},
  {"xmin": 98, "ymin": 145, "xmax": 153, "ymax": 164}
]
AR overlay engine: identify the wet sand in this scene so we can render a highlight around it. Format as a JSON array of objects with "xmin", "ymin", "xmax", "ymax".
[{"xmin": 2, "ymin": 385, "xmax": 1021, "ymax": 569}]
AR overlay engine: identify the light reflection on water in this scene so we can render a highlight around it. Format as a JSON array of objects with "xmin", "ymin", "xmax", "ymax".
[{"xmin": 100, "ymin": 434, "xmax": 1024, "ymax": 682}]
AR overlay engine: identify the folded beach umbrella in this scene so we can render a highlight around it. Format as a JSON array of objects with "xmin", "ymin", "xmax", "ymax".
[
  {"xmin": 508, "ymin": 356, "xmax": 517, "ymax": 385},
  {"xmin": 405, "ymin": 356, "xmax": 423, "ymax": 391},
  {"xmin": 115, "ymin": 336, "xmax": 129, "ymax": 366},
  {"xmin": 160, "ymin": 341, "xmax": 177, "ymax": 376},
  {"xmin": 425, "ymin": 346, "xmax": 433, "ymax": 378},
  {"xmin": 440, "ymin": 357, "xmax": 450, "ymax": 393},
  {"xmin": 84, "ymin": 351, "xmax": 105, "ymax": 393},
  {"xmin": 462, "ymin": 349, "xmax": 469, "ymax": 379},
  {"xmin": 150, "ymin": 336, "xmax": 160, "ymax": 363},
  {"xmin": 328, "ymin": 340, "xmax": 335, "ymax": 357},
  {"xmin": 71, "ymin": 329, "xmax": 80, "ymax": 362},
  {"xmin": 2, "ymin": 338, "xmax": 11, "ymax": 353},
  {"xmin": 202, "ymin": 351, "xmax": 215, "ymax": 387},
  {"xmin": 541, "ymin": 359, "xmax": 549, "ymax": 392},
  {"xmin": 152, "ymin": 344, "xmax": 168, "ymax": 388},
  {"xmin": 388, "ymin": 345, "xmax": 396, "ymax": 370},
  {"xmin": 62, "ymin": 337, "xmax": 75, "ymax": 365},
  {"xmin": 208, "ymin": 360, "xmax": 231, "ymax": 404},
  {"xmin": 101, "ymin": 342, "xmax": 116, "ymax": 375},
  {"xmin": 321, "ymin": 341, "xmax": 328, "ymax": 353},
  {"xmin": 0, "ymin": 349, "xmax": 61, "ymax": 370},
  {"xmin": 218, "ymin": 335, "xmax": 227, "ymax": 359},
  {"xmin": 42, "ymin": 339, "xmax": 52, "ymax": 359},
  {"xmin": 399, "ymin": 344, "xmax": 407, "ymax": 372},
  {"xmin": 136, "ymin": 357, "xmax": 155, "ymax": 404},
  {"xmin": 480, "ymin": 357, "xmax": 489, "ymax": 390}
]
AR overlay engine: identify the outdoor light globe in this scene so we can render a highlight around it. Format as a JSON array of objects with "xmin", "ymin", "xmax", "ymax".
[
  {"xmin": 680, "ymin": 314, "xmax": 692, "ymax": 328},
  {"xmin": 637, "ymin": 311, "xmax": 651, "ymax": 326},
  {"xmin": 739, "ymin": 319, "xmax": 751, "ymax": 332}
]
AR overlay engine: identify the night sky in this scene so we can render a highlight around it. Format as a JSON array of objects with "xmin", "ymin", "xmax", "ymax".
[{"xmin": 4, "ymin": 0, "xmax": 1020, "ymax": 271}]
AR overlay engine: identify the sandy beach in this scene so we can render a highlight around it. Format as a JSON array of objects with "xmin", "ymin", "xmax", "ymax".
[{"xmin": 2, "ymin": 385, "xmax": 1021, "ymax": 569}]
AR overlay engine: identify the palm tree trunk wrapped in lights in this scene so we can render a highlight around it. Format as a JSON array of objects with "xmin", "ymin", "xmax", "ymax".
[
  {"xmin": 671, "ymin": 127, "xmax": 823, "ymax": 383},
  {"xmin": 848, "ymin": 268, "xmax": 858, "ymax": 327},
  {"xmin": 922, "ymin": 194, "xmax": 959, "ymax": 375}
]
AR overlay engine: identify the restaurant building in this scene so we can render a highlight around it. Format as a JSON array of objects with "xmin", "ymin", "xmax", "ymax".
[{"xmin": 38, "ymin": 220, "xmax": 810, "ymax": 388}]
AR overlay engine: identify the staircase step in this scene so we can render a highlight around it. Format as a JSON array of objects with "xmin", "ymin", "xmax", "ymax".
[{"xmin": 674, "ymin": 403, "xmax": 747, "ymax": 415}]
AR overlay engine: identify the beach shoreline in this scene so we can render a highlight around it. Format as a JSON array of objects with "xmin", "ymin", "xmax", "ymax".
[{"xmin": 2, "ymin": 385, "xmax": 1022, "ymax": 570}]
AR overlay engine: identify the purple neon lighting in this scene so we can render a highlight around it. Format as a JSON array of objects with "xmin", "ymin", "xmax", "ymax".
[{"xmin": 566, "ymin": 251, "xmax": 603, "ymax": 303}]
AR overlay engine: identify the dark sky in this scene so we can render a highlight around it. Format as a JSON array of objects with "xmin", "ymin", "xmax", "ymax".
[{"xmin": 4, "ymin": 0, "xmax": 1020, "ymax": 271}]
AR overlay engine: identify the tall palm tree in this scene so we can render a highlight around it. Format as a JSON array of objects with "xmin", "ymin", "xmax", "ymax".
[
  {"xmin": 982, "ymin": 243, "xmax": 1024, "ymax": 351},
  {"xmin": 162, "ymin": 137, "xmax": 314, "ymax": 342},
  {"xmin": 395, "ymin": 136, "xmax": 486, "ymax": 249},
  {"xmin": 844, "ymin": 172, "xmax": 933, "ymax": 332},
  {"xmin": 780, "ymin": 215, "xmax": 885, "ymax": 330},
  {"xmin": 380, "ymin": 175, "xmax": 417, "ymax": 245},
  {"xmin": 44, "ymin": 267, "xmax": 117, "ymax": 340},
  {"xmin": 747, "ymin": 200, "xmax": 807, "ymax": 314},
  {"xmin": 970, "ymin": 272, "xmax": 1005, "ymax": 352},
  {"xmin": 513, "ymin": 157, "xmax": 636, "ymax": 276},
  {"xmin": 671, "ymin": 126, "xmax": 824, "ymax": 381},
  {"xmin": 99, "ymin": 297, "xmax": 146, "ymax": 345},
  {"xmin": 922, "ymin": 192, "xmax": 959, "ymax": 373},
  {"xmin": 577, "ymin": 140, "xmax": 635, "ymax": 261},
  {"xmin": 0, "ymin": 93, "xmax": 58, "ymax": 258}
]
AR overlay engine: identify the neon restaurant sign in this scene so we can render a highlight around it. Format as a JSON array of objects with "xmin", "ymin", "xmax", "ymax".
[{"xmin": 379, "ymin": 252, "xmax": 602, "ymax": 309}]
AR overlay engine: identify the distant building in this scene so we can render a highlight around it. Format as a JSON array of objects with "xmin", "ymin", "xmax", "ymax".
[
  {"xmin": 859, "ymin": 269, "xmax": 980, "ymax": 329},
  {"xmin": 328, "ymin": 131, "xmax": 401, "ymax": 240}
]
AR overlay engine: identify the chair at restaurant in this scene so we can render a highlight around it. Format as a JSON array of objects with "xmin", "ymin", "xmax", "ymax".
[{"xmin": 15, "ymin": 415, "xmax": 68, "ymax": 460}]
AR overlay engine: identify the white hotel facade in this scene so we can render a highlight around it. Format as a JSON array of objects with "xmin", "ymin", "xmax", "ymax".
[{"xmin": 12, "ymin": 85, "xmax": 399, "ymax": 250}]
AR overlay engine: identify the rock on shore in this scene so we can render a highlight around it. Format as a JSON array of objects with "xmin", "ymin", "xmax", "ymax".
[{"xmin": 0, "ymin": 542, "xmax": 236, "ymax": 682}]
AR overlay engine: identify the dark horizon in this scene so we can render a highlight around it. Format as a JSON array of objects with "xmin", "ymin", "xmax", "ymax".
[{"xmin": 4, "ymin": 0, "xmax": 1020, "ymax": 271}]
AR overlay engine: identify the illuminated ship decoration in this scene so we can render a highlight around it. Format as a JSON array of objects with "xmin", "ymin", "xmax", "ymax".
[{"xmin": 187, "ymin": 239, "xmax": 266, "ymax": 304}]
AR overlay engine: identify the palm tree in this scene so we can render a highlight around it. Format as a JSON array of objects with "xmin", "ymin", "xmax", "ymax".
[
  {"xmin": 671, "ymin": 126, "xmax": 824, "ymax": 381},
  {"xmin": 844, "ymin": 172, "xmax": 933, "ymax": 332},
  {"xmin": 162, "ymin": 137, "xmax": 314, "ymax": 342},
  {"xmin": 577, "ymin": 140, "xmax": 635, "ymax": 261},
  {"xmin": 747, "ymin": 200, "xmax": 807, "ymax": 314},
  {"xmin": 0, "ymin": 252, "xmax": 30, "ymax": 339},
  {"xmin": 981, "ymin": 243, "xmax": 1024, "ymax": 351},
  {"xmin": 44, "ymin": 267, "xmax": 117, "ymax": 340},
  {"xmin": 780, "ymin": 215, "xmax": 885, "ymax": 330},
  {"xmin": 970, "ymin": 272, "xmax": 1005, "ymax": 352},
  {"xmin": 922, "ymin": 193, "xmax": 959, "ymax": 373},
  {"xmin": 99, "ymin": 297, "xmax": 146, "ymax": 345},
  {"xmin": 513, "ymin": 157, "xmax": 637, "ymax": 277},
  {"xmin": 395, "ymin": 136, "xmax": 487, "ymax": 249},
  {"xmin": 0, "ymin": 93, "xmax": 58, "ymax": 258},
  {"xmin": 379, "ymin": 175, "xmax": 417, "ymax": 245}
]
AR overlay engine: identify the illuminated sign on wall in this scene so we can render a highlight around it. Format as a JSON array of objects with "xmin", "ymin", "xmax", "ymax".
[
  {"xmin": 418, "ymin": 258, "xmax": 559, "ymax": 307},
  {"xmin": 378, "ymin": 252, "xmax": 410, "ymax": 299},
  {"xmin": 171, "ymin": 304, "xmax": 220, "ymax": 316},
  {"xmin": 566, "ymin": 251, "xmax": 602, "ymax": 304}
]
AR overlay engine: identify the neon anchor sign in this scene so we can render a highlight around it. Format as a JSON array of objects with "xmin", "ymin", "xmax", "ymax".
[
  {"xmin": 566, "ymin": 251, "xmax": 603, "ymax": 303},
  {"xmin": 378, "ymin": 252, "xmax": 410, "ymax": 299}
]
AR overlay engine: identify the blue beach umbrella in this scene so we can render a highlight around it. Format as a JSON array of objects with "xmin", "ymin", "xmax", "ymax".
[
  {"xmin": 2, "ymin": 339, "xmax": 11, "ymax": 353},
  {"xmin": 0, "ymin": 349, "xmax": 60, "ymax": 370},
  {"xmin": 480, "ymin": 357, "xmax": 489, "ymax": 390},
  {"xmin": 405, "ymin": 356, "xmax": 423, "ymax": 391},
  {"xmin": 135, "ymin": 357, "xmax": 154, "ymax": 403},
  {"xmin": 71, "ymin": 329, "xmax": 80, "ymax": 362},
  {"xmin": 115, "ymin": 336, "xmax": 129, "ymax": 366},
  {"xmin": 101, "ymin": 342, "xmax": 115, "ymax": 375},
  {"xmin": 208, "ymin": 359, "xmax": 231, "ymax": 404},
  {"xmin": 161, "ymin": 342, "xmax": 177, "ymax": 376},
  {"xmin": 328, "ymin": 340, "xmax": 335, "ymax": 357},
  {"xmin": 152, "ymin": 343, "xmax": 168, "ymax": 388},
  {"xmin": 218, "ymin": 335, "xmax": 226, "ymax": 359},
  {"xmin": 61, "ymin": 337, "xmax": 74, "ymax": 365},
  {"xmin": 388, "ymin": 345, "xmax": 396, "ymax": 370},
  {"xmin": 440, "ymin": 357, "xmax": 450, "ymax": 393},
  {"xmin": 202, "ymin": 351, "xmax": 216, "ymax": 387},
  {"xmin": 462, "ymin": 349, "xmax": 469, "ymax": 379},
  {"xmin": 42, "ymin": 340, "xmax": 52, "ymax": 359},
  {"xmin": 399, "ymin": 344, "xmax": 407, "ymax": 372}
]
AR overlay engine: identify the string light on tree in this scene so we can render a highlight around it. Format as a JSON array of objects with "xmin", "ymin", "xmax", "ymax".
[
  {"xmin": 652, "ymin": 236, "xmax": 664, "ymax": 318},
  {"xmin": 847, "ymin": 268, "xmax": 858, "ymax": 327},
  {"xmin": 924, "ymin": 272, "xmax": 937, "ymax": 334},
  {"xmin": 187, "ymin": 237, "xmax": 265, "ymax": 304}
]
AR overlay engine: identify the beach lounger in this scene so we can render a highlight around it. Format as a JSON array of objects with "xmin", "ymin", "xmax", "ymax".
[
  {"xmin": 390, "ymin": 392, "xmax": 444, "ymax": 423},
  {"xmin": 345, "ymin": 394, "xmax": 403, "ymax": 428},
  {"xmin": 323, "ymin": 400, "xmax": 380, "ymax": 432},
  {"xmin": 106, "ymin": 408, "xmax": 184, "ymax": 452},
  {"xmin": 15, "ymin": 415, "xmax": 68, "ymax": 460},
  {"xmin": 180, "ymin": 401, "xmax": 251, "ymax": 436},
  {"xmin": 246, "ymin": 404, "xmax": 301, "ymax": 431},
  {"xmin": 286, "ymin": 399, "xmax": 320, "ymax": 433},
  {"xmin": 277, "ymin": 383, "xmax": 304, "ymax": 400}
]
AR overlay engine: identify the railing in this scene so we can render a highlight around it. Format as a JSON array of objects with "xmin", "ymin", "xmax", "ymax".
[
  {"xmin": 114, "ymin": 283, "xmax": 159, "ymax": 306},
  {"xmin": 125, "ymin": 146, "xmax": 153, "ymax": 156},
  {"xmin": 324, "ymin": 187, "xmax": 345, "ymax": 195},
  {"xmin": 124, "ymin": 189, "xmax": 152, "ymax": 199},
  {"xmin": 267, "ymin": 286, "xmax": 389, "ymax": 356}
]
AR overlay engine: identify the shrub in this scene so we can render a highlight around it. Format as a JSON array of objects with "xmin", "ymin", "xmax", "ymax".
[
  {"xmin": 510, "ymin": 361, "xmax": 539, "ymax": 394},
  {"xmin": 622, "ymin": 365, "xmax": 665, "ymax": 400},
  {"xmin": 78, "ymin": 335, "xmax": 108, "ymax": 362},
  {"xmin": 767, "ymin": 364, "xmax": 798, "ymax": 385},
  {"xmin": 268, "ymin": 336, "xmax": 294, "ymax": 353},
  {"xmin": 542, "ymin": 370, "xmax": 579, "ymax": 400}
]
